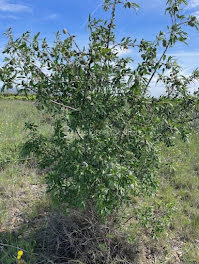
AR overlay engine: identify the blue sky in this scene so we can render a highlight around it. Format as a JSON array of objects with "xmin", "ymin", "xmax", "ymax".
[{"xmin": 0, "ymin": 0, "xmax": 199, "ymax": 95}]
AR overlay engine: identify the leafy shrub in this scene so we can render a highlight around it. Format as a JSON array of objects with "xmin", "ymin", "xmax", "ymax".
[{"xmin": 1, "ymin": 0, "xmax": 199, "ymax": 217}]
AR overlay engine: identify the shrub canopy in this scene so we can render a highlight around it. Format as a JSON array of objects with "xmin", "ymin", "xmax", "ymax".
[{"xmin": 1, "ymin": 0, "xmax": 199, "ymax": 216}]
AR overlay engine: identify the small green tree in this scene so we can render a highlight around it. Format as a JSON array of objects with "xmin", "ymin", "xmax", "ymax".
[{"xmin": 1, "ymin": 0, "xmax": 199, "ymax": 216}]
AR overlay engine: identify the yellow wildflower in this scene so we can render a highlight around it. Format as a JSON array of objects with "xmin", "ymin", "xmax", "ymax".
[{"xmin": 18, "ymin": 250, "xmax": 23, "ymax": 256}]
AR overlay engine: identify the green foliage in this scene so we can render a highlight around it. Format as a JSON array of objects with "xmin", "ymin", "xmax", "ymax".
[
  {"xmin": 136, "ymin": 201, "xmax": 174, "ymax": 239},
  {"xmin": 1, "ymin": 0, "xmax": 199, "ymax": 216}
]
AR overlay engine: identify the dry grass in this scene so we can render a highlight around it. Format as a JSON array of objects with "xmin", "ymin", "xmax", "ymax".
[{"xmin": 0, "ymin": 165, "xmax": 47, "ymax": 231}]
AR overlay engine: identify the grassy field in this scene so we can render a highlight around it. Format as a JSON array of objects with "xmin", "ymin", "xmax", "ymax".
[
  {"xmin": 0, "ymin": 101, "xmax": 52, "ymax": 263},
  {"xmin": 0, "ymin": 100, "xmax": 199, "ymax": 263}
]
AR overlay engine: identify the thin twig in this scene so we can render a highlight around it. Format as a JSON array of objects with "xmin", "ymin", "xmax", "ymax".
[
  {"xmin": 122, "ymin": 216, "xmax": 134, "ymax": 225},
  {"xmin": 75, "ymin": 129, "xmax": 83, "ymax": 140},
  {"xmin": 145, "ymin": 41, "xmax": 170, "ymax": 90},
  {"xmin": 67, "ymin": 31, "xmax": 82, "ymax": 53},
  {"xmin": 50, "ymin": 99, "xmax": 79, "ymax": 111}
]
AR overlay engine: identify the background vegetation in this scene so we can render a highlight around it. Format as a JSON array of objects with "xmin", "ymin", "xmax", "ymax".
[{"xmin": 0, "ymin": 93, "xmax": 36, "ymax": 101}]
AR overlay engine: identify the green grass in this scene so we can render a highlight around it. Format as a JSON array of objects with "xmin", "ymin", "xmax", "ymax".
[
  {"xmin": 0, "ymin": 100, "xmax": 51, "ymax": 224},
  {"xmin": 123, "ymin": 135, "xmax": 199, "ymax": 263},
  {"xmin": 0, "ymin": 100, "xmax": 50, "ymax": 164},
  {"xmin": 1, "ymin": 100, "xmax": 199, "ymax": 263},
  {"xmin": 0, "ymin": 101, "xmax": 51, "ymax": 263}
]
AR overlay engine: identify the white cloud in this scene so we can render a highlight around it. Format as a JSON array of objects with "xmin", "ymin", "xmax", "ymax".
[
  {"xmin": 113, "ymin": 46, "xmax": 132, "ymax": 56},
  {"xmin": 188, "ymin": 0, "xmax": 199, "ymax": 9},
  {"xmin": 43, "ymin": 13, "xmax": 58, "ymax": 20},
  {"xmin": 0, "ymin": 0, "xmax": 31, "ymax": 13},
  {"xmin": 149, "ymin": 69, "xmax": 199, "ymax": 97},
  {"xmin": 167, "ymin": 51, "xmax": 199, "ymax": 57},
  {"xmin": 192, "ymin": 10, "xmax": 199, "ymax": 18}
]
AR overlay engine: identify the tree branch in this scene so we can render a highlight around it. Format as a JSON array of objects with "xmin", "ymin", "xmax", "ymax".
[
  {"xmin": 145, "ymin": 41, "xmax": 170, "ymax": 90},
  {"xmin": 106, "ymin": 0, "xmax": 117, "ymax": 49},
  {"xmin": 50, "ymin": 100, "xmax": 79, "ymax": 111}
]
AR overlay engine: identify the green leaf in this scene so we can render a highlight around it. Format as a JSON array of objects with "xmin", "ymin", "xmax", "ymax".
[{"xmin": 33, "ymin": 32, "xmax": 40, "ymax": 41}]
